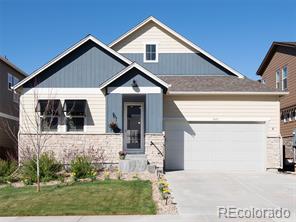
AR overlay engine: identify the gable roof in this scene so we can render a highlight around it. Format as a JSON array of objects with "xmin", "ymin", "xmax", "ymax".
[
  {"xmin": 257, "ymin": 41, "xmax": 296, "ymax": 75},
  {"xmin": 0, "ymin": 56, "xmax": 27, "ymax": 77},
  {"xmin": 160, "ymin": 76, "xmax": 287, "ymax": 95},
  {"xmin": 109, "ymin": 16, "xmax": 245, "ymax": 79},
  {"xmin": 13, "ymin": 35, "xmax": 133, "ymax": 90},
  {"xmin": 99, "ymin": 62, "xmax": 170, "ymax": 90}
]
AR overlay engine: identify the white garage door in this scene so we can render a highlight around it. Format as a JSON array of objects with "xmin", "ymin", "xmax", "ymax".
[{"xmin": 165, "ymin": 120, "xmax": 266, "ymax": 172}]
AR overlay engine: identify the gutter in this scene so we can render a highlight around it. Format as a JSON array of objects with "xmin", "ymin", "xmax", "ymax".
[{"xmin": 167, "ymin": 91, "xmax": 289, "ymax": 96}]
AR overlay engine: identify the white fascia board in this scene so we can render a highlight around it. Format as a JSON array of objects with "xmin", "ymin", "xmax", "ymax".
[
  {"xmin": 22, "ymin": 88, "xmax": 105, "ymax": 96},
  {"xmin": 167, "ymin": 91, "xmax": 289, "ymax": 96},
  {"xmin": 13, "ymin": 35, "xmax": 132, "ymax": 91},
  {"xmin": 164, "ymin": 117, "xmax": 270, "ymax": 122},
  {"xmin": 109, "ymin": 16, "xmax": 245, "ymax": 78},
  {"xmin": 107, "ymin": 86, "xmax": 161, "ymax": 94},
  {"xmin": 99, "ymin": 62, "xmax": 170, "ymax": 90}
]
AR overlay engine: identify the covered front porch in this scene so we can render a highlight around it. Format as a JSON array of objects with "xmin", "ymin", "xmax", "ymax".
[{"xmin": 99, "ymin": 63, "xmax": 169, "ymax": 168}]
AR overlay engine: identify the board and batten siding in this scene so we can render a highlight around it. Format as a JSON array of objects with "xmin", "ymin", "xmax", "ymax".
[
  {"xmin": 20, "ymin": 88, "xmax": 106, "ymax": 134},
  {"xmin": 121, "ymin": 53, "xmax": 229, "ymax": 76},
  {"xmin": 23, "ymin": 41, "xmax": 127, "ymax": 88},
  {"xmin": 164, "ymin": 95, "xmax": 280, "ymax": 137}
]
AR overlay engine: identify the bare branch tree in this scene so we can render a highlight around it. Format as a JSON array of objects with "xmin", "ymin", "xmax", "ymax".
[{"xmin": 1, "ymin": 89, "xmax": 59, "ymax": 192}]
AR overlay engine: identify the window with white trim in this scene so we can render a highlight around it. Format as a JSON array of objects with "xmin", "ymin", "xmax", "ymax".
[
  {"xmin": 275, "ymin": 69, "xmax": 280, "ymax": 89},
  {"xmin": 292, "ymin": 110, "xmax": 296, "ymax": 121},
  {"xmin": 36, "ymin": 100, "xmax": 60, "ymax": 132},
  {"xmin": 63, "ymin": 100, "xmax": 86, "ymax": 132},
  {"xmin": 8, "ymin": 73, "xmax": 19, "ymax": 90},
  {"xmin": 144, "ymin": 44, "xmax": 158, "ymax": 62},
  {"xmin": 282, "ymin": 66, "xmax": 288, "ymax": 90}
]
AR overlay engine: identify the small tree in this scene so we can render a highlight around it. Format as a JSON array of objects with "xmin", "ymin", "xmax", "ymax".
[{"xmin": 1, "ymin": 89, "xmax": 59, "ymax": 192}]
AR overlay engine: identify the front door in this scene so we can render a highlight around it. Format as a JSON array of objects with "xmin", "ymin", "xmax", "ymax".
[{"xmin": 124, "ymin": 102, "xmax": 144, "ymax": 154}]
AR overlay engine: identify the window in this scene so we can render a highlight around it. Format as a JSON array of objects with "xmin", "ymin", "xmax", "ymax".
[
  {"xmin": 292, "ymin": 110, "xmax": 296, "ymax": 121},
  {"xmin": 282, "ymin": 66, "xmax": 288, "ymax": 90},
  {"xmin": 63, "ymin": 100, "xmax": 86, "ymax": 132},
  {"xmin": 144, "ymin": 43, "xmax": 158, "ymax": 62},
  {"xmin": 36, "ymin": 100, "xmax": 60, "ymax": 132},
  {"xmin": 7, "ymin": 73, "xmax": 19, "ymax": 90},
  {"xmin": 275, "ymin": 70, "xmax": 280, "ymax": 89}
]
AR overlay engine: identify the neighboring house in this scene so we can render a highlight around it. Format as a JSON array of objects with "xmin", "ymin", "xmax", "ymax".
[
  {"xmin": 257, "ymin": 42, "xmax": 296, "ymax": 170},
  {"xmin": 13, "ymin": 17, "xmax": 286, "ymax": 172},
  {"xmin": 0, "ymin": 56, "xmax": 27, "ymax": 159}
]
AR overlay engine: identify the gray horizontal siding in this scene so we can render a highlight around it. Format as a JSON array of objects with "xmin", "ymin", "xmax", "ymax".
[
  {"xmin": 121, "ymin": 53, "xmax": 230, "ymax": 76},
  {"xmin": 24, "ymin": 40, "xmax": 127, "ymax": 88}
]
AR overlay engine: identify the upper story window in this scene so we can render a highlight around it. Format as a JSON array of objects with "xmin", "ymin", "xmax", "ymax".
[
  {"xmin": 282, "ymin": 66, "xmax": 288, "ymax": 90},
  {"xmin": 144, "ymin": 43, "xmax": 158, "ymax": 63},
  {"xmin": 8, "ymin": 73, "xmax": 19, "ymax": 90},
  {"xmin": 275, "ymin": 70, "xmax": 280, "ymax": 89}
]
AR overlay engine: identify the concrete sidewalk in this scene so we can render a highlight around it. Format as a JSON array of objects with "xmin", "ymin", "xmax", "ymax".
[{"xmin": 0, "ymin": 215, "xmax": 229, "ymax": 222}]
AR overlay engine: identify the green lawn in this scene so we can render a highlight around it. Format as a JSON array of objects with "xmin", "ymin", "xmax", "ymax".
[{"xmin": 0, "ymin": 180, "xmax": 156, "ymax": 216}]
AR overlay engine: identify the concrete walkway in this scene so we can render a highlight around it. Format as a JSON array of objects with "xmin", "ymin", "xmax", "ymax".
[{"xmin": 166, "ymin": 171, "xmax": 296, "ymax": 221}]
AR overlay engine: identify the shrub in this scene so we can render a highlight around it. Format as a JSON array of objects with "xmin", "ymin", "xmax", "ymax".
[
  {"xmin": 70, "ymin": 156, "xmax": 96, "ymax": 179},
  {"xmin": 0, "ymin": 159, "xmax": 17, "ymax": 177},
  {"xmin": 0, "ymin": 159, "xmax": 18, "ymax": 184},
  {"xmin": 21, "ymin": 152, "xmax": 62, "ymax": 184}
]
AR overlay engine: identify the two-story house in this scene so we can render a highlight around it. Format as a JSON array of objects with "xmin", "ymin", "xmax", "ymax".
[
  {"xmin": 13, "ymin": 17, "xmax": 286, "ymax": 172},
  {"xmin": 257, "ymin": 42, "xmax": 296, "ymax": 171},
  {"xmin": 0, "ymin": 56, "xmax": 27, "ymax": 159}
]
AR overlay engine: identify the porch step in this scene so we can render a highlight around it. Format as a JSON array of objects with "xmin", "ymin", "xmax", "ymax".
[{"xmin": 119, "ymin": 155, "xmax": 148, "ymax": 172}]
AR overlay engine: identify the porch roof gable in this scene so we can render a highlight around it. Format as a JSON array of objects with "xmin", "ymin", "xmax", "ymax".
[{"xmin": 99, "ymin": 62, "xmax": 171, "ymax": 90}]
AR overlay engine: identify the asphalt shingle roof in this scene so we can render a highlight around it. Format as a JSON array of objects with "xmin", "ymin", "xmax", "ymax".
[{"xmin": 159, "ymin": 76, "xmax": 282, "ymax": 92}]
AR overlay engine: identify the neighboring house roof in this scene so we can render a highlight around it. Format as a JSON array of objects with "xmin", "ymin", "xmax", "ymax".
[
  {"xmin": 257, "ymin": 41, "xmax": 296, "ymax": 75},
  {"xmin": 0, "ymin": 56, "xmax": 27, "ymax": 77},
  {"xmin": 160, "ymin": 76, "xmax": 288, "ymax": 95},
  {"xmin": 13, "ymin": 35, "xmax": 133, "ymax": 90},
  {"xmin": 99, "ymin": 62, "xmax": 170, "ymax": 90},
  {"xmin": 109, "ymin": 16, "xmax": 245, "ymax": 79}
]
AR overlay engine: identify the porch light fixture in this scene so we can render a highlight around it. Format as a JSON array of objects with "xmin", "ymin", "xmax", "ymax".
[{"xmin": 131, "ymin": 79, "xmax": 138, "ymax": 87}]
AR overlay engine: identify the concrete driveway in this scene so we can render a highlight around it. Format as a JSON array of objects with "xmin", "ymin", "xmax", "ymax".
[{"xmin": 166, "ymin": 171, "xmax": 296, "ymax": 221}]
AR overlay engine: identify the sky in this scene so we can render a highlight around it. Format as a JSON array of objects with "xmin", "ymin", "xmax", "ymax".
[{"xmin": 0, "ymin": 0, "xmax": 295, "ymax": 80}]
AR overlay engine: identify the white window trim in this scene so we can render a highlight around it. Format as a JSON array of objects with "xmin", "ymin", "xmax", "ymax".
[
  {"xmin": 281, "ymin": 66, "xmax": 288, "ymax": 90},
  {"xmin": 65, "ymin": 115, "xmax": 86, "ymax": 133},
  {"xmin": 64, "ymin": 100, "xmax": 86, "ymax": 133},
  {"xmin": 8, "ymin": 73, "xmax": 13, "ymax": 91},
  {"xmin": 143, "ymin": 42, "xmax": 158, "ymax": 63},
  {"xmin": 8, "ymin": 73, "xmax": 19, "ymax": 92},
  {"xmin": 38, "ymin": 100, "xmax": 59, "ymax": 133},
  {"xmin": 275, "ymin": 69, "xmax": 280, "ymax": 89},
  {"xmin": 40, "ymin": 114, "xmax": 59, "ymax": 132}
]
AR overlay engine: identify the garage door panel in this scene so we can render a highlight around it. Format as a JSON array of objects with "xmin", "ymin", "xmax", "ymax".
[{"xmin": 165, "ymin": 121, "xmax": 266, "ymax": 171}]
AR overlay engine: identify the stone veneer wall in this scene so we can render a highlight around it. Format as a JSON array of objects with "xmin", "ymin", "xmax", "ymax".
[
  {"xmin": 282, "ymin": 136, "xmax": 294, "ymax": 159},
  {"xmin": 266, "ymin": 137, "xmax": 282, "ymax": 170},
  {"xmin": 145, "ymin": 133, "xmax": 165, "ymax": 169},
  {"xmin": 18, "ymin": 133, "xmax": 123, "ymax": 164}
]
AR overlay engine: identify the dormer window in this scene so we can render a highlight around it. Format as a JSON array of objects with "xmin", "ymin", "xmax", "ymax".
[{"xmin": 144, "ymin": 43, "xmax": 158, "ymax": 62}]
